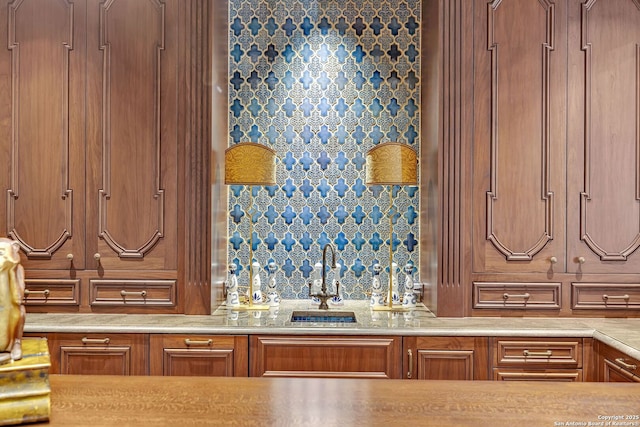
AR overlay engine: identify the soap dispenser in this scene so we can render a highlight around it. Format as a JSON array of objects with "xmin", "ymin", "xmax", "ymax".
[
  {"xmin": 402, "ymin": 262, "xmax": 417, "ymax": 309},
  {"xmin": 265, "ymin": 261, "xmax": 280, "ymax": 307},
  {"xmin": 391, "ymin": 262, "xmax": 400, "ymax": 305},
  {"xmin": 226, "ymin": 264, "xmax": 241, "ymax": 308},
  {"xmin": 251, "ymin": 260, "xmax": 264, "ymax": 304},
  {"xmin": 370, "ymin": 263, "xmax": 385, "ymax": 308}
]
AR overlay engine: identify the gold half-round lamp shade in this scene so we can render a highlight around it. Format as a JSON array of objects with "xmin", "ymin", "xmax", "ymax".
[
  {"xmin": 365, "ymin": 142, "xmax": 418, "ymax": 185},
  {"xmin": 225, "ymin": 142, "xmax": 277, "ymax": 186}
]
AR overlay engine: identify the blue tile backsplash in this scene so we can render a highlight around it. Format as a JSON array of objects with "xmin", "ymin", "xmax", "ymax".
[{"xmin": 228, "ymin": 0, "xmax": 421, "ymax": 299}]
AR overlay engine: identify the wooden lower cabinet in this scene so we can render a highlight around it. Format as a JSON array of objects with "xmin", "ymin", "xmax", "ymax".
[
  {"xmin": 595, "ymin": 341, "xmax": 640, "ymax": 382},
  {"xmin": 492, "ymin": 337, "xmax": 583, "ymax": 382},
  {"xmin": 403, "ymin": 337, "xmax": 490, "ymax": 380},
  {"xmin": 41, "ymin": 333, "xmax": 149, "ymax": 375},
  {"xmin": 149, "ymin": 335, "xmax": 248, "ymax": 377},
  {"xmin": 249, "ymin": 335, "xmax": 402, "ymax": 378}
]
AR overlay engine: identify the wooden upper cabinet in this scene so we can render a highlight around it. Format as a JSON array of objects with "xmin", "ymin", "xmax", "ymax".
[
  {"xmin": 469, "ymin": 0, "xmax": 640, "ymax": 287},
  {"xmin": 0, "ymin": 0, "xmax": 194, "ymax": 313},
  {"xmin": 471, "ymin": 0, "xmax": 568, "ymax": 275},
  {"xmin": 0, "ymin": 0, "xmax": 87, "ymax": 270},
  {"xmin": 566, "ymin": 0, "xmax": 640, "ymax": 274},
  {"xmin": 84, "ymin": 0, "xmax": 178, "ymax": 271}
]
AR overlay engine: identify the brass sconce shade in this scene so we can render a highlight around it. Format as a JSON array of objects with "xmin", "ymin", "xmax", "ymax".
[
  {"xmin": 365, "ymin": 142, "xmax": 418, "ymax": 185},
  {"xmin": 225, "ymin": 142, "xmax": 277, "ymax": 186}
]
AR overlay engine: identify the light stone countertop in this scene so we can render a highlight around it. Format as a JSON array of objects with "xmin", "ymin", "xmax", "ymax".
[{"xmin": 24, "ymin": 299, "xmax": 640, "ymax": 360}]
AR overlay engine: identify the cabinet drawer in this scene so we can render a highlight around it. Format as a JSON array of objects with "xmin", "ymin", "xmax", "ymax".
[
  {"xmin": 493, "ymin": 338, "xmax": 582, "ymax": 367},
  {"xmin": 150, "ymin": 335, "xmax": 248, "ymax": 377},
  {"xmin": 473, "ymin": 282, "xmax": 561, "ymax": 309},
  {"xmin": 46, "ymin": 333, "xmax": 148, "ymax": 375},
  {"xmin": 24, "ymin": 279, "xmax": 80, "ymax": 306},
  {"xmin": 493, "ymin": 369, "xmax": 582, "ymax": 381},
  {"xmin": 572, "ymin": 283, "xmax": 640, "ymax": 310},
  {"xmin": 598, "ymin": 343, "xmax": 640, "ymax": 382},
  {"xmin": 90, "ymin": 279, "xmax": 176, "ymax": 307}
]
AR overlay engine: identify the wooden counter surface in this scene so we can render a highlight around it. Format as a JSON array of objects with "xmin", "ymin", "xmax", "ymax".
[{"xmin": 41, "ymin": 375, "xmax": 640, "ymax": 426}]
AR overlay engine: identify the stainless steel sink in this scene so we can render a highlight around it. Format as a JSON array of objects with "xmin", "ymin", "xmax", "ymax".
[{"xmin": 290, "ymin": 310, "xmax": 357, "ymax": 323}]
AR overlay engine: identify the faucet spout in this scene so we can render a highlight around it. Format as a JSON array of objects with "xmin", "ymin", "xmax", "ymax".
[
  {"xmin": 309, "ymin": 243, "xmax": 339, "ymax": 309},
  {"xmin": 321, "ymin": 243, "xmax": 336, "ymax": 294}
]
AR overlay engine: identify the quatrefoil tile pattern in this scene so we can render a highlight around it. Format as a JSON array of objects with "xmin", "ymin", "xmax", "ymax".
[{"xmin": 228, "ymin": 0, "xmax": 421, "ymax": 299}]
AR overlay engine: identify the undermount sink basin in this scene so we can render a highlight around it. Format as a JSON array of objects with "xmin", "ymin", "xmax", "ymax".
[{"xmin": 290, "ymin": 310, "xmax": 357, "ymax": 323}]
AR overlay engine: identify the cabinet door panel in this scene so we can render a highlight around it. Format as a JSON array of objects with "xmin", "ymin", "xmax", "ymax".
[
  {"xmin": 250, "ymin": 336, "xmax": 402, "ymax": 379},
  {"xmin": 48, "ymin": 333, "xmax": 148, "ymax": 375},
  {"xmin": 0, "ymin": 0, "xmax": 86, "ymax": 269},
  {"xmin": 150, "ymin": 335, "xmax": 248, "ymax": 377},
  {"xmin": 472, "ymin": 0, "xmax": 567, "ymax": 273},
  {"xmin": 85, "ymin": 0, "xmax": 178, "ymax": 271},
  {"xmin": 405, "ymin": 336, "xmax": 490, "ymax": 380},
  {"xmin": 567, "ymin": 0, "xmax": 640, "ymax": 273}
]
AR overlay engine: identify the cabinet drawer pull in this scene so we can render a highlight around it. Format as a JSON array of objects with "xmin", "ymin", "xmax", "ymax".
[
  {"xmin": 614, "ymin": 358, "xmax": 637, "ymax": 371},
  {"xmin": 120, "ymin": 290, "xmax": 147, "ymax": 298},
  {"xmin": 407, "ymin": 349, "xmax": 413, "ymax": 379},
  {"xmin": 81, "ymin": 337, "xmax": 110, "ymax": 345},
  {"xmin": 24, "ymin": 289, "xmax": 50, "ymax": 297},
  {"xmin": 602, "ymin": 294, "xmax": 630, "ymax": 301},
  {"xmin": 184, "ymin": 339, "xmax": 213, "ymax": 346},
  {"xmin": 523, "ymin": 350, "xmax": 553, "ymax": 357},
  {"xmin": 503, "ymin": 293, "xmax": 530, "ymax": 300}
]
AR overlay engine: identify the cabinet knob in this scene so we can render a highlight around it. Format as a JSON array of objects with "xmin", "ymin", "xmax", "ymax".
[
  {"xmin": 67, "ymin": 253, "xmax": 74, "ymax": 260},
  {"xmin": 549, "ymin": 256, "xmax": 557, "ymax": 264},
  {"xmin": 577, "ymin": 256, "xmax": 586, "ymax": 264},
  {"xmin": 94, "ymin": 253, "xmax": 101, "ymax": 261}
]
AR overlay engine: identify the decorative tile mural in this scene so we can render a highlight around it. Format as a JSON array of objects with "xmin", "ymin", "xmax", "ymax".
[{"xmin": 228, "ymin": 0, "xmax": 421, "ymax": 299}]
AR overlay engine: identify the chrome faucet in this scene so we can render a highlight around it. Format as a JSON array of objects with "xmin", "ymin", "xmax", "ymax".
[{"xmin": 309, "ymin": 243, "xmax": 340, "ymax": 309}]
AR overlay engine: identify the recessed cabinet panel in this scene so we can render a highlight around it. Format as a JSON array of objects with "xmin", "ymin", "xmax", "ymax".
[
  {"xmin": 0, "ymin": 0, "xmax": 87, "ymax": 269},
  {"xmin": 23, "ymin": 279, "xmax": 80, "ymax": 307},
  {"xmin": 417, "ymin": 350, "xmax": 474, "ymax": 380},
  {"xmin": 597, "ymin": 341, "xmax": 640, "ymax": 382},
  {"xmin": 149, "ymin": 335, "xmax": 248, "ymax": 377},
  {"xmin": 572, "ymin": 283, "xmax": 640, "ymax": 310},
  {"xmin": 404, "ymin": 336, "xmax": 490, "ymax": 380},
  {"xmin": 86, "ymin": 0, "xmax": 178, "ymax": 271},
  {"xmin": 90, "ymin": 279, "xmax": 176, "ymax": 307},
  {"xmin": 567, "ymin": 0, "xmax": 640, "ymax": 273},
  {"xmin": 494, "ymin": 339, "xmax": 582, "ymax": 368},
  {"xmin": 473, "ymin": 282, "xmax": 561, "ymax": 310},
  {"xmin": 46, "ymin": 333, "xmax": 148, "ymax": 375},
  {"xmin": 472, "ymin": 0, "xmax": 567, "ymax": 274},
  {"xmin": 250, "ymin": 335, "xmax": 402, "ymax": 379}
]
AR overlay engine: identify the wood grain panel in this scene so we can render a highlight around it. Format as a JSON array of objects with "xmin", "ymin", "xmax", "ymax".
[
  {"xmin": 85, "ymin": 0, "xmax": 178, "ymax": 273},
  {"xmin": 2, "ymin": 0, "xmax": 86, "ymax": 267},
  {"xmin": 579, "ymin": 0, "xmax": 640, "ymax": 261},
  {"xmin": 567, "ymin": 0, "xmax": 640, "ymax": 273},
  {"xmin": 485, "ymin": 0, "xmax": 554, "ymax": 260},
  {"xmin": 23, "ymin": 279, "xmax": 80, "ymax": 306},
  {"xmin": 473, "ymin": 282, "xmax": 561, "ymax": 310},
  {"xmin": 405, "ymin": 336, "xmax": 490, "ymax": 380},
  {"xmin": 47, "ymin": 332, "xmax": 148, "ymax": 375},
  {"xmin": 45, "ymin": 375, "xmax": 640, "ymax": 426},
  {"xmin": 572, "ymin": 282, "xmax": 640, "ymax": 310},
  {"xmin": 472, "ymin": 0, "xmax": 567, "ymax": 274},
  {"xmin": 149, "ymin": 335, "xmax": 248, "ymax": 377},
  {"xmin": 250, "ymin": 335, "xmax": 402, "ymax": 379},
  {"xmin": 97, "ymin": 0, "xmax": 165, "ymax": 258}
]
